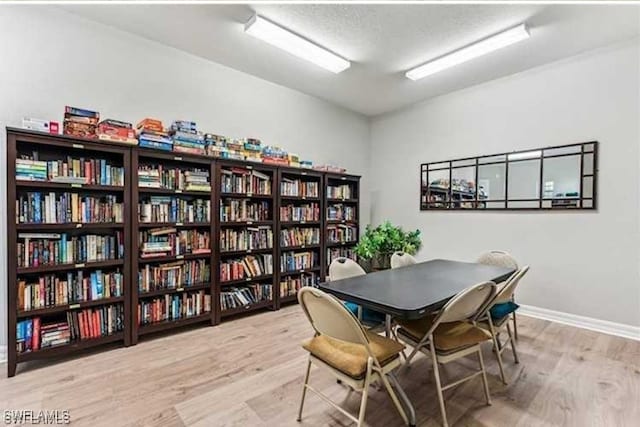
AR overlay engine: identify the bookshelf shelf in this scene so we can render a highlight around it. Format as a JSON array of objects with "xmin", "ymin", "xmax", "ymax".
[
  {"xmin": 138, "ymin": 282, "xmax": 211, "ymax": 298},
  {"xmin": 15, "ymin": 181, "xmax": 125, "ymax": 192},
  {"xmin": 16, "ymin": 222, "xmax": 125, "ymax": 231},
  {"xmin": 17, "ymin": 296, "xmax": 126, "ymax": 318},
  {"xmin": 138, "ymin": 313, "xmax": 212, "ymax": 336},
  {"xmin": 17, "ymin": 259, "xmax": 125, "ymax": 275},
  {"xmin": 220, "ymin": 248, "xmax": 274, "ymax": 257},
  {"xmin": 16, "ymin": 332, "xmax": 126, "ymax": 362},
  {"xmin": 220, "ymin": 299, "xmax": 274, "ymax": 318},
  {"xmin": 6, "ymin": 127, "xmax": 362, "ymax": 376}
]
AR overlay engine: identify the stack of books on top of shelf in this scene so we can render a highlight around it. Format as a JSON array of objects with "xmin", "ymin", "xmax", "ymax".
[
  {"xmin": 313, "ymin": 164, "xmax": 347, "ymax": 173},
  {"xmin": 16, "ymin": 157, "xmax": 47, "ymax": 181},
  {"xmin": 205, "ymin": 134, "xmax": 230, "ymax": 158},
  {"xmin": 170, "ymin": 120, "xmax": 206, "ymax": 156},
  {"xmin": 262, "ymin": 146, "xmax": 289, "ymax": 166},
  {"xmin": 184, "ymin": 170, "xmax": 211, "ymax": 192},
  {"xmin": 97, "ymin": 119, "xmax": 137, "ymax": 145},
  {"xmin": 223, "ymin": 139, "xmax": 245, "ymax": 161},
  {"xmin": 137, "ymin": 118, "xmax": 173, "ymax": 151},
  {"xmin": 63, "ymin": 106, "xmax": 99, "ymax": 139},
  {"xmin": 243, "ymin": 138, "xmax": 262, "ymax": 163}
]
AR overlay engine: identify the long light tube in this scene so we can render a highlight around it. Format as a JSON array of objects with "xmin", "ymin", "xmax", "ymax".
[
  {"xmin": 406, "ymin": 24, "xmax": 530, "ymax": 81},
  {"xmin": 245, "ymin": 14, "xmax": 351, "ymax": 74}
]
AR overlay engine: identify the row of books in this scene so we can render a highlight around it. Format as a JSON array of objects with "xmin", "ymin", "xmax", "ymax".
[
  {"xmin": 219, "ymin": 200, "xmax": 270, "ymax": 222},
  {"xmin": 17, "ymin": 232, "xmax": 125, "ymax": 268},
  {"xmin": 18, "ymin": 270, "xmax": 123, "ymax": 311},
  {"xmin": 280, "ymin": 178, "xmax": 319, "ymax": 197},
  {"xmin": 327, "ymin": 184, "xmax": 355, "ymax": 199},
  {"xmin": 16, "ymin": 155, "xmax": 125, "ymax": 186},
  {"xmin": 280, "ymin": 273, "xmax": 318, "ymax": 297},
  {"xmin": 138, "ymin": 259, "xmax": 210, "ymax": 293},
  {"xmin": 16, "ymin": 192, "xmax": 123, "ymax": 224},
  {"xmin": 220, "ymin": 168, "xmax": 271, "ymax": 195},
  {"xmin": 137, "ymin": 291, "xmax": 211, "ymax": 325},
  {"xmin": 220, "ymin": 284, "xmax": 272, "ymax": 311},
  {"xmin": 327, "ymin": 225, "xmax": 358, "ymax": 244},
  {"xmin": 138, "ymin": 228, "xmax": 211, "ymax": 258},
  {"xmin": 327, "ymin": 247, "xmax": 356, "ymax": 264},
  {"xmin": 220, "ymin": 227, "xmax": 273, "ymax": 252},
  {"xmin": 220, "ymin": 254, "xmax": 274, "ymax": 282},
  {"xmin": 138, "ymin": 197, "xmax": 210, "ymax": 224},
  {"xmin": 281, "ymin": 251, "xmax": 318, "ymax": 272},
  {"xmin": 138, "ymin": 165, "xmax": 211, "ymax": 192},
  {"xmin": 280, "ymin": 228, "xmax": 320, "ymax": 247},
  {"xmin": 16, "ymin": 304, "xmax": 125, "ymax": 353},
  {"xmin": 327, "ymin": 204, "xmax": 357, "ymax": 221},
  {"xmin": 280, "ymin": 203, "xmax": 320, "ymax": 222}
]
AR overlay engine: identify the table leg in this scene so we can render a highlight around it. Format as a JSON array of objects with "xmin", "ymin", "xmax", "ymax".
[
  {"xmin": 385, "ymin": 314, "xmax": 392, "ymax": 338},
  {"xmin": 388, "ymin": 372, "xmax": 416, "ymax": 426}
]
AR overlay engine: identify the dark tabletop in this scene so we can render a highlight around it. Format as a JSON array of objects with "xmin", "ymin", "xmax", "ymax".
[{"xmin": 318, "ymin": 259, "xmax": 515, "ymax": 320}]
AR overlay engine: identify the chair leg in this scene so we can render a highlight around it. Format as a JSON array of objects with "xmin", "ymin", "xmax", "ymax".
[
  {"xmin": 512, "ymin": 311, "xmax": 519, "ymax": 341},
  {"xmin": 488, "ymin": 318, "xmax": 507, "ymax": 384},
  {"xmin": 297, "ymin": 359, "xmax": 312, "ymax": 422},
  {"xmin": 380, "ymin": 373, "xmax": 409, "ymax": 425},
  {"xmin": 357, "ymin": 359, "xmax": 373, "ymax": 427},
  {"xmin": 429, "ymin": 340, "xmax": 449, "ymax": 427},
  {"xmin": 477, "ymin": 349, "xmax": 492, "ymax": 406},
  {"xmin": 506, "ymin": 322, "xmax": 520, "ymax": 364}
]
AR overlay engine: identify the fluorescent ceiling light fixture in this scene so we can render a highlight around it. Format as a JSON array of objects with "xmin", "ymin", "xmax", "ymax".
[
  {"xmin": 508, "ymin": 150, "xmax": 542, "ymax": 161},
  {"xmin": 406, "ymin": 24, "xmax": 530, "ymax": 81},
  {"xmin": 245, "ymin": 14, "xmax": 350, "ymax": 74}
]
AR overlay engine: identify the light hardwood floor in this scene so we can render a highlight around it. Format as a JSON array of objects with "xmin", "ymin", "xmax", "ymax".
[{"xmin": 1, "ymin": 305, "xmax": 639, "ymax": 426}]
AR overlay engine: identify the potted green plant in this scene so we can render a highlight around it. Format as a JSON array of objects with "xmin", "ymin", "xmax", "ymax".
[{"xmin": 354, "ymin": 221, "xmax": 422, "ymax": 271}]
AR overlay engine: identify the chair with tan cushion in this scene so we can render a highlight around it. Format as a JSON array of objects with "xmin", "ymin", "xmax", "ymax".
[
  {"xmin": 297, "ymin": 287, "xmax": 409, "ymax": 426},
  {"xmin": 390, "ymin": 251, "xmax": 417, "ymax": 269},
  {"xmin": 476, "ymin": 250, "xmax": 520, "ymax": 340},
  {"xmin": 476, "ymin": 266, "xmax": 529, "ymax": 384},
  {"xmin": 396, "ymin": 281, "xmax": 497, "ymax": 427}
]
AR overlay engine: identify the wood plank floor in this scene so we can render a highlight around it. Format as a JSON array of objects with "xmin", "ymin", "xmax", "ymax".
[{"xmin": 1, "ymin": 305, "xmax": 638, "ymax": 426}]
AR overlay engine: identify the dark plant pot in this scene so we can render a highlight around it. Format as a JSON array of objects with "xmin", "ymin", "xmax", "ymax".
[
  {"xmin": 371, "ymin": 253, "xmax": 392, "ymax": 271},
  {"xmin": 358, "ymin": 258, "xmax": 373, "ymax": 273}
]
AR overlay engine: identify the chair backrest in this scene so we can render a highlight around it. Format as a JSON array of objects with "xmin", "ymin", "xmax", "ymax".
[
  {"xmin": 390, "ymin": 251, "xmax": 417, "ymax": 269},
  {"xmin": 477, "ymin": 250, "xmax": 519, "ymax": 270},
  {"xmin": 436, "ymin": 281, "xmax": 497, "ymax": 324},
  {"xmin": 298, "ymin": 287, "xmax": 368, "ymax": 345},
  {"xmin": 493, "ymin": 265, "xmax": 529, "ymax": 305},
  {"xmin": 328, "ymin": 257, "xmax": 366, "ymax": 281}
]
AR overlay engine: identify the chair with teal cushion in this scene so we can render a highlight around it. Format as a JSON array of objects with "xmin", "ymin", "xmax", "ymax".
[{"xmin": 328, "ymin": 258, "xmax": 386, "ymax": 328}]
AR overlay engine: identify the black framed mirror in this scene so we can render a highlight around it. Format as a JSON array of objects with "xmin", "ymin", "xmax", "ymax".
[{"xmin": 420, "ymin": 141, "xmax": 598, "ymax": 211}]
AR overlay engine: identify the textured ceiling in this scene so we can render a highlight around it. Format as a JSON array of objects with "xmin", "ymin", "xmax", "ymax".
[{"xmin": 62, "ymin": 3, "xmax": 640, "ymax": 116}]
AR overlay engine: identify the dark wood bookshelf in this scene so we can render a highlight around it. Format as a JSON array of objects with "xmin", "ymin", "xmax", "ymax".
[
  {"xmin": 7, "ymin": 128, "xmax": 132, "ymax": 377},
  {"xmin": 131, "ymin": 149, "xmax": 217, "ymax": 344},
  {"xmin": 6, "ymin": 126, "xmax": 362, "ymax": 376},
  {"xmin": 324, "ymin": 173, "xmax": 361, "ymax": 278},
  {"xmin": 276, "ymin": 168, "xmax": 325, "ymax": 309}
]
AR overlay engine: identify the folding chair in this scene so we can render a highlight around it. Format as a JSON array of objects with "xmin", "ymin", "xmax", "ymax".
[
  {"xmin": 390, "ymin": 251, "xmax": 417, "ymax": 269},
  {"xmin": 297, "ymin": 287, "xmax": 410, "ymax": 426}
]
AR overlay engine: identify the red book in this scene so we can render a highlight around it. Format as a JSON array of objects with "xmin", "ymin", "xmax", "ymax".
[
  {"xmin": 94, "ymin": 312, "xmax": 100, "ymax": 338},
  {"xmin": 32, "ymin": 318, "xmax": 41, "ymax": 351},
  {"xmin": 78, "ymin": 312, "xmax": 84, "ymax": 340}
]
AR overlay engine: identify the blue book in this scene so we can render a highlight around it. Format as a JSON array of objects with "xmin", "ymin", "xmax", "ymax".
[
  {"xmin": 100, "ymin": 160, "xmax": 106, "ymax": 186},
  {"xmin": 26, "ymin": 320, "xmax": 33, "ymax": 350},
  {"xmin": 95, "ymin": 270, "xmax": 103, "ymax": 299},
  {"xmin": 90, "ymin": 272, "xmax": 98, "ymax": 300},
  {"xmin": 34, "ymin": 192, "xmax": 41, "ymax": 223},
  {"xmin": 60, "ymin": 233, "xmax": 67, "ymax": 263}
]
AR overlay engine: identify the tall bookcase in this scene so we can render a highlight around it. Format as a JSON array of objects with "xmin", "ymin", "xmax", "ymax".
[
  {"xmin": 7, "ymin": 128, "xmax": 132, "ymax": 377},
  {"xmin": 215, "ymin": 161, "xmax": 277, "ymax": 321},
  {"xmin": 324, "ymin": 173, "xmax": 361, "ymax": 273},
  {"xmin": 6, "ymin": 127, "xmax": 361, "ymax": 376},
  {"xmin": 131, "ymin": 149, "xmax": 216, "ymax": 344},
  {"xmin": 276, "ymin": 167, "xmax": 325, "ymax": 308}
]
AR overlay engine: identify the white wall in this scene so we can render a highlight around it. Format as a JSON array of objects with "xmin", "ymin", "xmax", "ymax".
[
  {"xmin": 370, "ymin": 39, "xmax": 640, "ymax": 327},
  {"xmin": 0, "ymin": 7, "xmax": 371, "ymax": 348}
]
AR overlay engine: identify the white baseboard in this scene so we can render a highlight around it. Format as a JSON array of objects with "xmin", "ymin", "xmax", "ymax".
[
  {"xmin": 519, "ymin": 304, "xmax": 640, "ymax": 341},
  {"xmin": 0, "ymin": 345, "xmax": 6, "ymax": 363}
]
